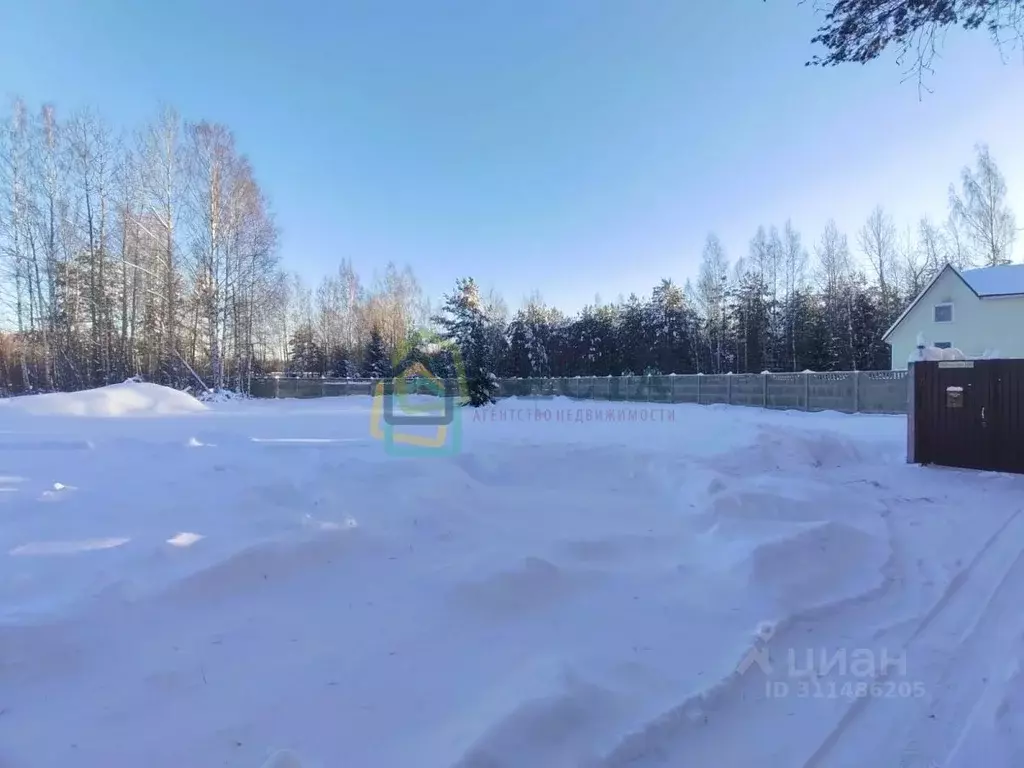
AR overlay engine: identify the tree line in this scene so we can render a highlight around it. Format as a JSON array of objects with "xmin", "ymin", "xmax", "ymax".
[
  {"xmin": 0, "ymin": 98, "xmax": 281, "ymax": 394},
  {"xmin": 260, "ymin": 143, "xmax": 1020, "ymax": 388},
  {"xmin": 0, "ymin": 96, "xmax": 1016, "ymax": 395}
]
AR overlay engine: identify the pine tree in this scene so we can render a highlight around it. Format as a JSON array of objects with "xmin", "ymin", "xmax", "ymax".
[
  {"xmin": 617, "ymin": 295, "xmax": 650, "ymax": 374},
  {"xmin": 794, "ymin": 292, "xmax": 832, "ymax": 372},
  {"xmin": 432, "ymin": 278, "xmax": 498, "ymax": 406},
  {"xmin": 507, "ymin": 301, "xmax": 552, "ymax": 378},
  {"xmin": 849, "ymin": 280, "xmax": 890, "ymax": 371},
  {"xmin": 648, "ymin": 279, "xmax": 693, "ymax": 374},
  {"xmin": 545, "ymin": 315, "xmax": 573, "ymax": 376},
  {"xmin": 570, "ymin": 305, "xmax": 619, "ymax": 376},
  {"xmin": 729, "ymin": 269, "xmax": 770, "ymax": 374},
  {"xmin": 506, "ymin": 314, "xmax": 534, "ymax": 378},
  {"xmin": 481, "ymin": 292, "xmax": 511, "ymax": 378}
]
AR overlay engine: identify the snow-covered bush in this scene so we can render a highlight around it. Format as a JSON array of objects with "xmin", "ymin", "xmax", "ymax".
[{"xmin": 195, "ymin": 388, "xmax": 250, "ymax": 403}]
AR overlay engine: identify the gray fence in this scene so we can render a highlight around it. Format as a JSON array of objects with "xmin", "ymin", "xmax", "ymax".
[{"xmin": 250, "ymin": 371, "xmax": 909, "ymax": 414}]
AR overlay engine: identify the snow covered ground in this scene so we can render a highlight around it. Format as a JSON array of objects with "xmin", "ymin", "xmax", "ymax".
[{"xmin": 2, "ymin": 381, "xmax": 1023, "ymax": 768}]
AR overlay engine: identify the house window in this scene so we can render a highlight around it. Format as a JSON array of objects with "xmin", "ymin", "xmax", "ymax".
[
  {"xmin": 934, "ymin": 303, "xmax": 954, "ymax": 323},
  {"xmin": 934, "ymin": 341, "xmax": 952, "ymax": 349}
]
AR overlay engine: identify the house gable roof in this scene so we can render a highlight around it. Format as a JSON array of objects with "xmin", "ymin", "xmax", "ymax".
[
  {"xmin": 882, "ymin": 262, "xmax": 1024, "ymax": 342},
  {"xmin": 881, "ymin": 263, "xmax": 978, "ymax": 342}
]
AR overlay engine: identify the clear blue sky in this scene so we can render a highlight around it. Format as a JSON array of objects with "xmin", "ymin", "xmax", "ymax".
[{"xmin": 2, "ymin": 0, "xmax": 1022, "ymax": 314}]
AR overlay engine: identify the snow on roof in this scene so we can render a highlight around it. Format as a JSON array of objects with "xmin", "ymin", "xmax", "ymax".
[{"xmin": 960, "ymin": 264, "xmax": 1024, "ymax": 297}]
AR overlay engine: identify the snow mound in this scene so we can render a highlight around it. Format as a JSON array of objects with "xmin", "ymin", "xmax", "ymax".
[
  {"xmin": 3, "ymin": 381, "xmax": 208, "ymax": 417},
  {"xmin": 450, "ymin": 666, "xmax": 620, "ymax": 767},
  {"xmin": 745, "ymin": 520, "xmax": 889, "ymax": 613},
  {"xmin": 158, "ymin": 527, "xmax": 361, "ymax": 605},
  {"xmin": 449, "ymin": 556, "xmax": 585, "ymax": 619},
  {"xmin": 260, "ymin": 750, "xmax": 307, "ymax": 768},
  {"xmin": 686, "ymin": 488, "xmax": 891, "ymax": 616},
  {"xmin": 722, "ymin": 427, "xmax": 875, "ymax": 474}
]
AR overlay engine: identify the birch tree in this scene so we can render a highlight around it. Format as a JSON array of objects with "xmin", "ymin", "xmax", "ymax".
[
  {"xmin": 138, "ymin": 106, "xmax": 184, "ymax": 381},
  {"xmin": 859, "ymin": 205, "xmax": 898, "ymax": 323},
  {"xmin": 696, "ymin": 233, "xmax": 730, "ymax": 373},
  {"xmin": 782, "ymin": 220, "xmax": 808, "ymax": 370},
  {"xmin": 949, "ymin": 143, "xmax": 1017, "ymax": 267}
]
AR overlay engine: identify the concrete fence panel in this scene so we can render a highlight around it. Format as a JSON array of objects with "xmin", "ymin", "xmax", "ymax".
[
  {"xmin": 672, "ymin": 376, "xmax": 700, "ymax": 404},
  {"xmin": 699, "ymin": 375, "xmax": 730, "ymax": 405},
  {"xmin": 767, "ymin": 373, "xmax": 804, "ymax": 410},
  {"xmin": 858, "ymin": 370, "xmax": 909, "ymax": 414},
  {"xmin": 650, "ymin": 376, "xmax": 673, "ymax": 403},
  {"xmin": 730, "ymin": 375, "xmax": 764, "ymax": 407},
  {"xmin": 249, "ymin": 378, "xmax": 276, "ymax": 398},
  {"xmin": 249, "ymin": 370, "xmax": 910, "ymax": 415},
  {"xmin": 808, "ymin": 372, "xmax": 855, "ymax": 412}
]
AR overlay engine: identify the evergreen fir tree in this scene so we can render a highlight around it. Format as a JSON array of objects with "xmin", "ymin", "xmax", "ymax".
[
  {"xmin": 363, "ymin": 326, "xmax": 392, "ymax": 378},
  {"xmin": 325, "ymin": 345, "xmax": 356, "ymax": 377},
  {"xmin": 850, "ymin": 284, "xmax": 890, "ymax": 370},
  {"xmin": 429, "ymin": 345, "xmax": 460, "ymax": 381},
  {"xmin": 432, "ymin": 277, "xmax": 498, "ymax": 406},
  {"xmin": 288, "ymin": 325, "xmax": 324, "ymax": 374},
  {"xmin": 784, "ymin": 289, "xmax": 828, "ymax": 372},
  {"xmin": 795, "ymin": 293, "xmax": 833, "ymax": 372}
]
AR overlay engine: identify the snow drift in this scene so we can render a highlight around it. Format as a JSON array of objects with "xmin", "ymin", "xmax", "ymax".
[{"xmin": 1, "ymin": 380, "xmax": 208, "ymax": 417}]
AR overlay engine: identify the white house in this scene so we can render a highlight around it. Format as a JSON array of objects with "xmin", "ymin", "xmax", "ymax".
[{"xmin": 883, "ymin": 263, "xmax": 1024, "ymax": 369}]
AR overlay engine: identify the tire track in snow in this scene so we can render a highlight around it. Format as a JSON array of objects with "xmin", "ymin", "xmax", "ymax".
[
  {"xmin": 589, "ymin": 486, "xmax": 910, "ymax": 768},
  {"xmin": 591, "ymin": 504, "xmax": 1024, "ymax": 768},
  {"xmin": 801, "ymin": 506, "xmax": 1024, "ymax": 768}
]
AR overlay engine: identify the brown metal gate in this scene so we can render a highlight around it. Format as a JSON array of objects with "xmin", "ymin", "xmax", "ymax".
[{"xmin": 910, "ymin": 360, "xmax": 1024, "ymax": 474}]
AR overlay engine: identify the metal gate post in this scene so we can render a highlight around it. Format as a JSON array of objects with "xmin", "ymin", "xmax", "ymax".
[{"xmin": 906, "ymin": 363, "xmax": 917, "ymax": 464}]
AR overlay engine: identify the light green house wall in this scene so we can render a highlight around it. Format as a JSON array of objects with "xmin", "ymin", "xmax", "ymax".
[{"xmin": 885, "ymin": 266, "xmax": 1024, "ymax": 369}]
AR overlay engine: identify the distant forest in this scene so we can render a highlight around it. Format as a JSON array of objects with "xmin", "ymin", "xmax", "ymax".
[{"xmin": 0, "ymin": 98, "xmax": 1017, "ymax": 394}]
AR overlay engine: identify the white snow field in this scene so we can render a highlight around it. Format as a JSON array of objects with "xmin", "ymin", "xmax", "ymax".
[{"xmin": 2, "ymin": 381, "xmax": 1024, "ymax": 768}]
